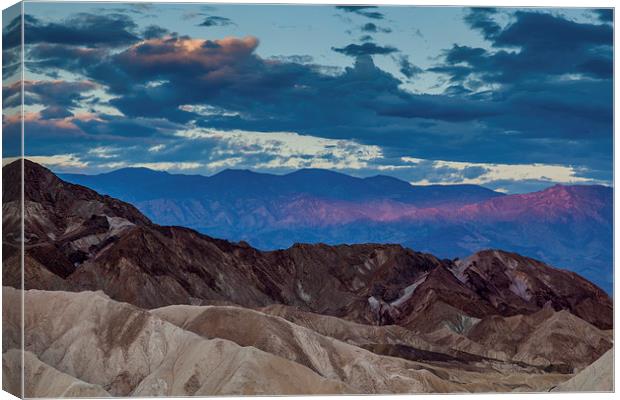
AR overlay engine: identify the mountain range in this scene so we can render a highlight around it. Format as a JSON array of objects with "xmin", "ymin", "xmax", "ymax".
[
  {"xmin": 60, "ymin": 167, "xmax": 613, "ymax": 293},
  {"xmin": 1, "ymin": 160, "xmax": 613, "ymax": 395}
]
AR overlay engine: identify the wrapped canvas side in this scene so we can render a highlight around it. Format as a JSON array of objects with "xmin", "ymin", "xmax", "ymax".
[{"xmin": 2, "ymin": 2, "xmax": 24, "ymax": 398}]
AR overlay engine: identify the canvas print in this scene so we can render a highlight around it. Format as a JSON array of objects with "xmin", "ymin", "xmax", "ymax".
[{"xmin": 1, "ymin": 2, "xmax": 614, "ymax": 397}]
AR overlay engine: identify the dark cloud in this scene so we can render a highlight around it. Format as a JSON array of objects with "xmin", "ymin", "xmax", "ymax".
[
  {"xmin": 142, "ymin": 25, "xmax": 169, "ymax": 39},
  {"xmin": 2, "ymin": 15, "xmax": 22, "ymax": 50},
  {"xmin": 443, "ymin": 85, "xmax": 472, "ymax": 96},
  {"xmin": 3, "ymin": 80, "xmax": 97, "ymax": 116},
  {"xmin": 335, "ymin": 6, "xmax": 384, "ymax": 20},
  {"xmin": 73, "ymin": 114, "xmax": 171, "ymax": 138},
  {"xmin": 60, "ymin": 35, "xmax": 493, "ymax": 136},
  {"xmin": 26, "ymin": 44, "xmax": 110, "ymax": 79},
  {"xmin": 4, "ymin": 113, "xmax": 86, "ymax": 153},
  {"xmin": 4, "ymin": 13, "xmax": 140, "ymax": 50},
  {"xmin": 395, "ymin": 55, "xmax": 422, "ymax": 79},
  {"xmin": 93, "ymin": 3, "xmax": 156, "ymax": 16},
  {"xmin": 39, "ymin": 106, "xmax": 73, "ymax": 119},
  {"xmin": 198, "ymin": 15, "xmax": 235, "ymax": 27},
  {"xmin": 2, "ymin": 47, "xmax": 21, "ymax": 78},
  {"xmin": 463, "ymin": 8, "xmax": 501, "ymax": 40},
  {"xmin": 332, "ymin": 42, "xmax": 398, "ymax": 56},
  {"xmin": 4, "ymin": 110, "xmax": 183, "ymax": 162},
  {"xmin": 494, "ymin": 11, "xmax": 611, "ymax": 51},
  {"xmin": 489, "ymin": 79, "xmax": 612, "ymax": 140},
  {"xmin": 593, "ymin": 9, "xmax": 613, "ymax": 23},
  {"xmin": 361, "ymin": 22, "xmax": 391, "ymax": 33},
  {"xmin": 435, "ymin": 11, "xmax": 613, "ymax": 85},
  {"xmin": 1, "ymin": 15, "xmax": 23, "ymax": 77},
  {"xmin": 377, "ymin": 93, "xmax": 499, "ymax": 122},
  {"xmin": 361, "ymin": 22, "xmax": 378, "ymax": 32}
]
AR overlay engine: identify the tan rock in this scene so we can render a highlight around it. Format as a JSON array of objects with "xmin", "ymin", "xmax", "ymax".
[
  {"xmin": 552, "ymin": 349, "xmax": 613, "ymax": 392},
  {"xmin": 3, "ymin": 287, "xmax": 351, "ymax": 396},
  {"xmin": 3, "ymin": 349, "xmax": 110, "ymax": 397}
]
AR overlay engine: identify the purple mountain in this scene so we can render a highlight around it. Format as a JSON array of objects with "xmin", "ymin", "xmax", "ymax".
[{"xmin": 61, "ymin": 168, "xmax": 612, "ymax": 293}]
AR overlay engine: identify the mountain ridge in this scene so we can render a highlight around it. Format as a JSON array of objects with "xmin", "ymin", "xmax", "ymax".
[
  {"xmin": 3, "ymin": 160, "xmax": 612, "ymax": 329},
  {"xmin": 56, "ymin": 162, "xmax": 613, "ymax": 292},
  {"xmin": 60, "ymin": 166, "xmax": 504, "ymax": 203}
]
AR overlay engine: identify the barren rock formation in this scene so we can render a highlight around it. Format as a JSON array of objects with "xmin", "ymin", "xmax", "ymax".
[
  {"xmin": 451, "ymin": 250, "xmax": 613, "ymax": 329},
  {"xmin": 466, "ymin": 304, "xmax": 612, "ymax": 370},
  {"xmin": 3, "ymin": 287, "xmax": 352, "ymax": 396},
  {"xmin": 552, "ymin": 349, "xmax": 613, "ymax": 392},
  {"xmin": 3, "ymin": 287, "xmax": 575, "ymax": 395},
  {"xmin": 153, "ymin": 304, "xmax": 468, "ymax": 393},
  {"xmin": 3, "ymin": 350, "xmax": 110, "ymax": 397}
]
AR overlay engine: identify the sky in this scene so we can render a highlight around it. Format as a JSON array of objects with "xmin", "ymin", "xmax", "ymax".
[{"xmin": 1, "ymin": 3, "xmax": 613, "ymax": 193}]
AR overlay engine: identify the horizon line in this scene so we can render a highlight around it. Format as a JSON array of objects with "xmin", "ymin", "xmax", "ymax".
[{"xmin": 2, "ymin": 157, "xmax": 614, "ymax": 195}]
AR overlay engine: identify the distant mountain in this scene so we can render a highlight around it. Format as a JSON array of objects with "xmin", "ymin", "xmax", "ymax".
[
  {"xmin": 61, "ymin": 167, "xmax": 503, "ymax": 205},
  {"xmin": 59, "ymin": 166, "xmax": 613, "ymax": 293}
]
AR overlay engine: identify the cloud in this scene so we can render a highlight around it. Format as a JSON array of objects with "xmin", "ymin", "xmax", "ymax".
[
  {"xmin": 115, "ymin": 36, "xmax": 259, "ymax": 74},
  {"xmin": 593, "ymin": 9, "xmax": 613, "ymax": 23},
  {"xmin": 25, "ymin": 154, "xmax": 89, "ymax": 169},
  {"xmin": 39, "ymin": 106, "xmax": 73, "ymax": 119},
  {"xmin": 395, "ymin": 55, "xmax": 422, "ymax": 79},
  {"xmin": 332, "ymin": 42, "xmax": 398, "ymax": 56},
  {"xmin": 3, "ymin": 80, "xmax": 97, "ymax": 117},
  {"xmin": 142, "ymin": 25, "xmax": 170, "ymax": 39},
  {"xmin": 123, "ymin": 162, "xmax": 204, "ymax": 171},
  {"xmin": 198, "ymin": 15, "xmax": 235, "ymax": 27},
  {"xmin": 2, "ymin": 17, "xmax": 22, "ymax": 78},
  {"xmin": 148, "ymin": 144, "xmax": 166, "ymax": 153},
  {"xmin": 175, "ymin": 128, "xmax": 383, "ymax": 171},
  {"xmin": 335, "ymin": 6, "xmax": 385, "ymax": 20},
  {"xmin": 102, "ymin": 36, "xmax": 263, "ymax": 121},
  {"xmin": 2, "ymin": 108, "xmax": 184, "ymax": 168},
  {"xmin": 376, "ymin": 93, "xmax": 499, "ymax": 122},
  {"xmin": 423, "ymin": 9, "xmax": 612, "ymax": 165},
  {"xmin": 21, "ymin": 10, "xmax": 611, "ymax": 184},
  {"xmin": 26, "ymin": 22, "xmax": 494, "ymax": 138},
  {"xmin": 439, "ymin": 10, "xmax": 613, "ymax": 84},
  {"xmin": 361, "ymin": 22, "xmax": 378, "ymax": 32},
  {"xmin": 4, "ymin": 13, "xmax": 139, "ymax": 49},
  {"xmin": 269, "ymin": 54, "xmax": 314, "ymax": 64},
  {"xmin": 73, "ymin": 113, "xmax": 179, "ymax": 139},
  {"xmin": 3, "ymin": 112, "xmax": 84, "ymax": 141},
  {"xmin": 495, "ymin": 11, "xmax": 611, "ymax": 51},
  {"xmin": 463, "ymin": 8, "xmax": 501, "ymax": 40},
  {"xmin": 88, "ymin": 146, "xmax": 120, "ymax": 159},
  {"xmin": 26, "ymin": 44, "xmax": 111, "ymax": 81},
  {"xmin": 360, "ymin": 22, "xmax": 391, "ymax": 33},
  {"xmin": 400, "ymin": 157, "xmax": 593, "ymax": 186},
  {"xmin": 38, "ymin": 33, "xmax": 489, "ymax": 134},
  {"xmin": 2, "ymin": 15, "xmax": 22, "ymax": 51}
]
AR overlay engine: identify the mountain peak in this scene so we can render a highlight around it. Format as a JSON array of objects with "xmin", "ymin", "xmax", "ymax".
[
  {"xmin": 3, "ymin": 159, "xmax": 62, "ymax": 203},
  {"xmin": 286, "ymin": 168, "xmax": 352, "ymax": 178},
  {"xmin": 102, "ymin": 167, "xmax": 172, "ymax": 178},
  {"xmin": 6, "ymin": 158, "xmax": 55, "ymax": 179},
  {"xmin": 214, "ymin": 168, "xmax": 261, "ymax": 176}
]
